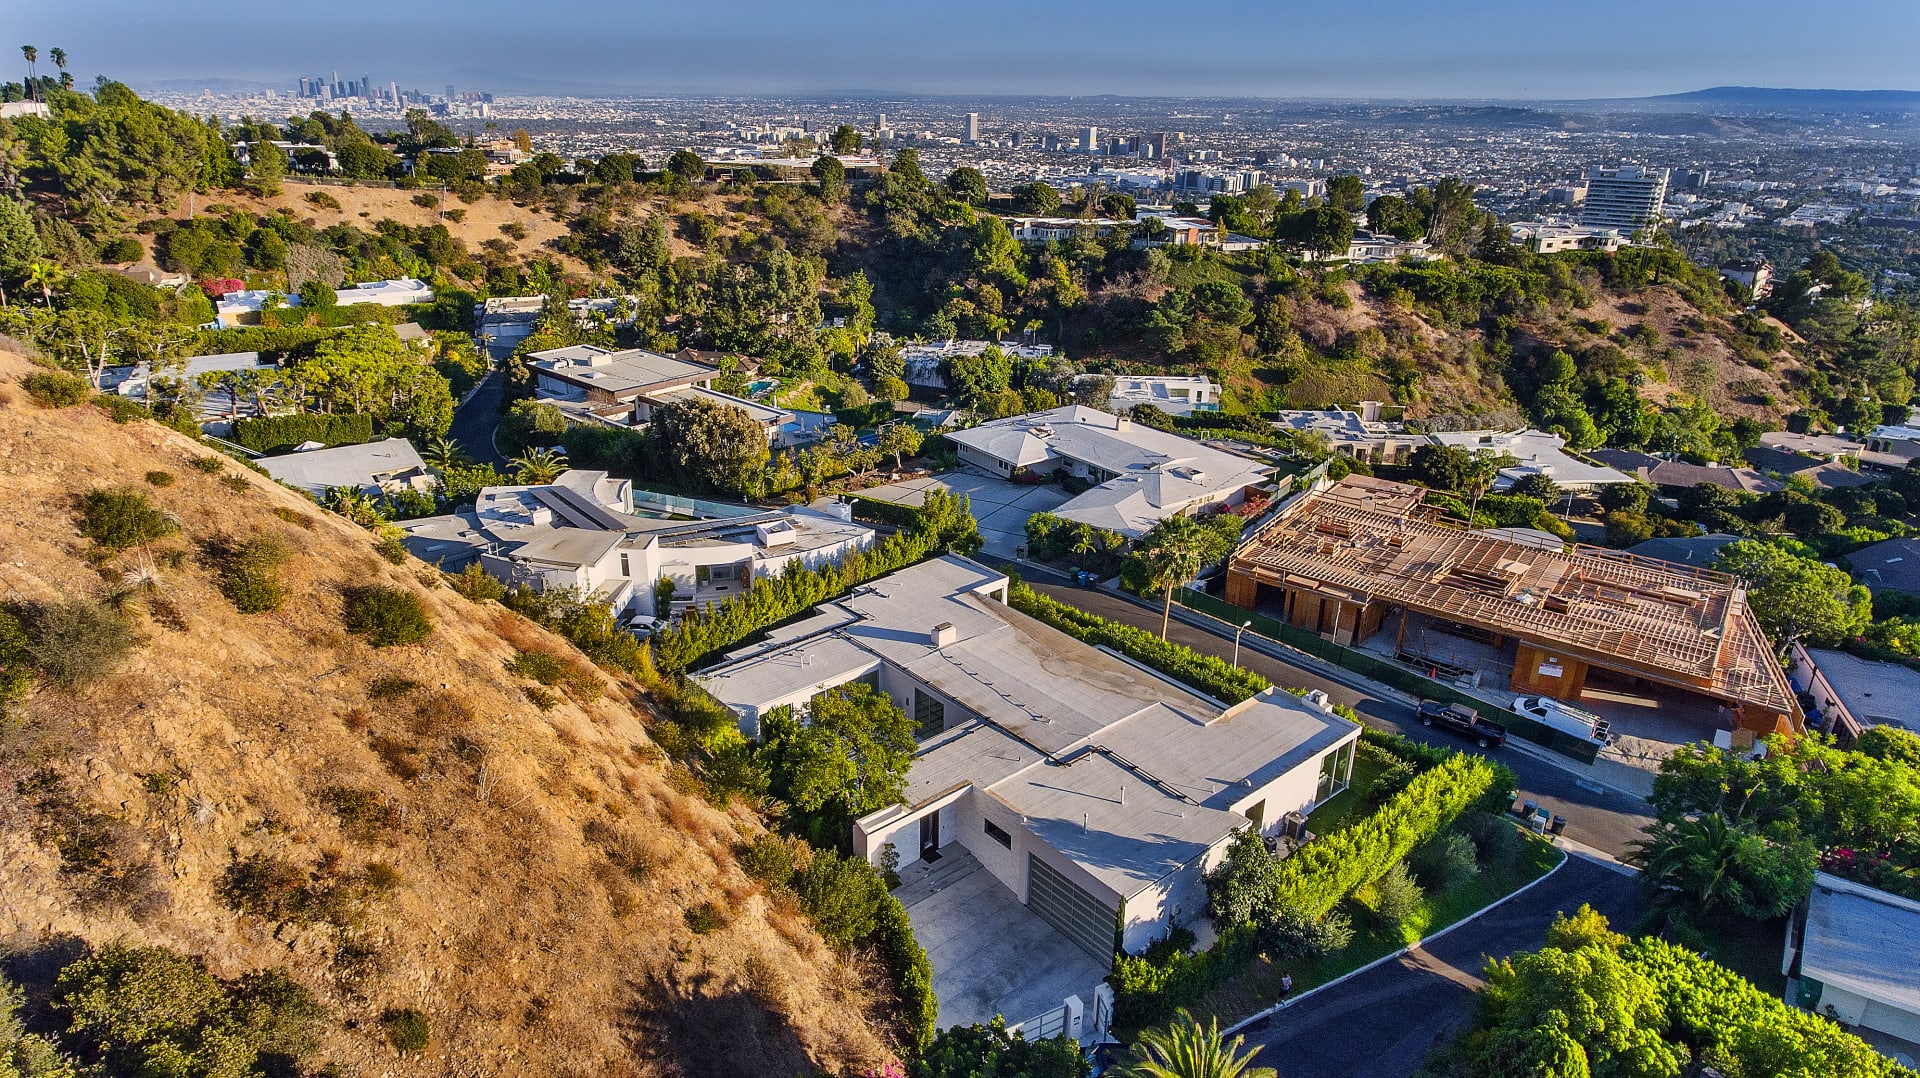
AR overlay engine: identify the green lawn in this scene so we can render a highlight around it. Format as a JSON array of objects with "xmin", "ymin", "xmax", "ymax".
[
  {"xmin": 1192, "ymin": 826, "xmax": 1565, "ymax": 1026},
  {"xmin": 1305, "ymin": 755, "xmax": 1390, "ymax": 836}
]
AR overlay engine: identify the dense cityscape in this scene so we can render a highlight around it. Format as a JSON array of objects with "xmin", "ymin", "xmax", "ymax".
[{"xmin": 2, "ymin": 7, "xmax": 1920, "ymax": 1078}]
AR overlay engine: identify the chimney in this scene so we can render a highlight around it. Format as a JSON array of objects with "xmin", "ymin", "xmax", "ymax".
[
  {"xmin": 1114, "ymin": 415, "xmax": 1132, "ymax": 433},
  {"xmin": 931, "ymin": 622, "xmax": 956, "ymax": 648}
]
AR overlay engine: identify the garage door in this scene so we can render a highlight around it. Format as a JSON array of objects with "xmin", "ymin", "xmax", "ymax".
[{"xmin": 1027, "ymin": 854, "xmax": 1116, "ymax": 966}]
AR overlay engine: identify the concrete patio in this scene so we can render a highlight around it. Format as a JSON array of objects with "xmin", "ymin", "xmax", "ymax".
[
  {"xmin": 853, "ymin": 471, "xmax": 1071, "ymax": 559},
  {"xmin": 894, "ymin": 848, "xmax": 1110, "ymax": 1030}
]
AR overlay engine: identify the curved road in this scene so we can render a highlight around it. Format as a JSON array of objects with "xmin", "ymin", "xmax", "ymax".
[
  {"xmin": 1242, "ymin": 855, "xmax": 1643, "ymax": 1078},
  {"xmin": 1024, "ymin": 579, "xmax": 1655, "ymax": 859},
  {"xmin": 448, "ymin": 369, "xmax": 508, "ymax": 469}
]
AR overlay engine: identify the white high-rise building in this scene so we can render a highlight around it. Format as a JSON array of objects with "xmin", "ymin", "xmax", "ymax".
[
  {"xmin": 1084, "ymin": 125, "xmax": 1100, "ymax": 154},
  {"xmin": 1581, "ymin": 166, "xmax": 1670, "ymax": 233},
  {"xmin": 964, "ymin": 112, "xmax": 980, "ymax": 142}
]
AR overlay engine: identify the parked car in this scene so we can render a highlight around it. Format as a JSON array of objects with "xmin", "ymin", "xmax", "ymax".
[
  {"xmin": 623, "ymin": 614, "xmax": 666, "ymax": 640},
  {"xmin": 1513, "ymin": 695, "xmax": 1610, "ymax": 743},
  {"xmin": 1417, "ymin": 700, "xmax": 1508, "ymax": 748}
]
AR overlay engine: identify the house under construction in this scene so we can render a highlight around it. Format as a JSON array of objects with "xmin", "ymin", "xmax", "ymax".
[{"xmin": 1225, "ymin": 475, "xmax": 1801, "ymax": 736}]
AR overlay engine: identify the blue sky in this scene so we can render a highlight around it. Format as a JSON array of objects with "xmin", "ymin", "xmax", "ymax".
[{"xmin": 15, "ymin": 0, "xmax": 1920, "ymax": 98}]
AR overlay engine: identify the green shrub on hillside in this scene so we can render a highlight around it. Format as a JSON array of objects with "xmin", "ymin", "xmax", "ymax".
[
  {"xmin": 343, "ymin": 586, "xmax": 433, "ymax": 647},
  {"xmin": 21, "ymin": 370, "xmax": 93, "ymax": 408},
  {"xmin": 80, "ymin": 488, "xmax": 179, "ymax": 551}
]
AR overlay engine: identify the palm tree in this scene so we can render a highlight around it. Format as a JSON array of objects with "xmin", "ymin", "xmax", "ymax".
[
  {"xmin": 48, "ymin": 48, "xmax": 64, "ymax": 88},
  {"xmin": 1117, "ymin": 1009, "xmax": 1275, "ymax": 1078},
  {"xmin": 422, "ymin": 434, "xmax": 467, "ymax": 471},
  {"xmin": 324, "ymin": 487, "xmax": 385, "ymax": 527},
  {"xmin": 25, "ymin": 260, "xmax": 58, "ymax": 306},
  {"xmin": 510, "ymin": 446, "xmax": 568, "ymax": 485},
  {"xmin": 19, "ymin": 46, "xmax": 35, "ymax": 100},
  {"xmin": 1145, "ymin": 515, "xmax": 1208, "ymax": 640},
  {"xmin": 1070, "ymin": 527, "xmax": 1098, "ymax": 569},
  {"xmin": 1463, "ymin": 450, "xmax": 1501, "ymax": 528}
]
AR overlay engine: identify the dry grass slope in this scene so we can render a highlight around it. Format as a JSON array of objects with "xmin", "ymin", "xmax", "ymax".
[{"xmin": 0, "ymin": 349, "xmax": 892, "ymax": 1077}]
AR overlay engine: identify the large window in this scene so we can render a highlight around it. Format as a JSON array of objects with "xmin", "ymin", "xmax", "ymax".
[
  {"xmin": 983, "ymin": 819, "xmax": 1012, "ymax": 849},
  {"xmin": 913, "ymin": 688, "xmax": 945, "ymax": 738},
  {"xmin": 1316, "ymin": 738, "xmax": 1355, "ymax": 804}
]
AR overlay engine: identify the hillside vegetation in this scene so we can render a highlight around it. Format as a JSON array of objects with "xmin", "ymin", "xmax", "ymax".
[{"xmin": 0, "ymin": 348, "xmax": 893, "ymax": 1077}]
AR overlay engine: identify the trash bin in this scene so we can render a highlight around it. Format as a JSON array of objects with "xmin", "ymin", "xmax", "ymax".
[
  {"xmin": 1518, "ymin": 798, "xmax": 1538, "ymax": 819},
  {"xmin": 1549, "ymin": 815, "xmax": 1567, "ymax": 836}
]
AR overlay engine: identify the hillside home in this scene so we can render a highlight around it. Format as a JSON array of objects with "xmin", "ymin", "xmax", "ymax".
[
  {"xmin": 258, "ymin": 438, "xmax": 433, "ymax": 498},
  {"xmin": 397, "ymin": 471, "xmax": 873, "ymax": 619},
  {"xmin": 694, "ymin": 555, "xmax": 1361, "ymax": 961},
  {"xmin": 945, "ymin": 406, "xmax": 1271, "ymax": 537}
]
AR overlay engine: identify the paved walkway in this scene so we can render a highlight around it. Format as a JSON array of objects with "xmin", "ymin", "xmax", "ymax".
[
  {"xmin": 1240, "ymin": 854, "xmax": 1643, "ymax": 1078},
  {"xmin": 1021, "ymin": 578, "xmax": 1655, "ymax": 859}
]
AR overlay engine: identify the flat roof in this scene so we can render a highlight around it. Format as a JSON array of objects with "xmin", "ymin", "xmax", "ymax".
[
  {"xmin": 1802, "ymin": 872, "xmax": 1920, "ymax": 1017},
  {"xmin": 529, "ymin": 345, "xmax": 716, "ymax": 397},
  {"xmin": 1230, "ymin": 476, "xmax": 1796, "ymax": 715},
  {"xmin": 1427, "ymin": 428, "xmax": 1634, "ymax": 488},
  {"xmin": 1804, "ymin": 648, "xmax": 1920, "ymax": 730},
  {"xmin": 697, "ymin": 555, "xmax": 1359, "ymax": 897},
  {"xmin": 257, "ymin": 437, "xmax": 427, "ymax": 495}
]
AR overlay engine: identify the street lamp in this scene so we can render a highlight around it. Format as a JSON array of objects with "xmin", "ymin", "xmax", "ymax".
[{"xmin": 1232, "ymin": 619, "xmax": 1253, "ymax": 667}]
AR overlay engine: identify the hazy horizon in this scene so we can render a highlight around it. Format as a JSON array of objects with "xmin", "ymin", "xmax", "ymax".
[{"xmin": 15, "ymin": 0, "xmax": 1920, "ymax": 101}]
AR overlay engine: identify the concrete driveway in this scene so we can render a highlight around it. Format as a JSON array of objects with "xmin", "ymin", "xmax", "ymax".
[
  {"xmin": 856, "ymin": 471, "xmax": 1071, "ymax": 559},
  {"xmin": 895, "ymin": 848, "xmax": 1110, "ymax": 1030}
]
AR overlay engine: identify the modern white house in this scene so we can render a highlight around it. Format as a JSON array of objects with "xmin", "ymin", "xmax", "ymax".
[
  {"xmin": 1785, "ymin": 872, "xmax": 1920, "ymax": 1046},
  {"xmin": 1426, "ymin": 428, "xmax": 1636, "ymax": 493},
  {"xmin": 213, "ymin": 278, "xmax": 433, "ymax": 327},
  {"xmin": 397, "ymin": 470, "xmax": 873, "ymax": 619},
  {"xmin": 525, "ymin": 344, "xmax": 831, "ymax": 447},
  {"xmin": 694, "ymin": 555, "xmax": 1361, "ymax": 961},
  {"xmin": 945, "ymin": 406, "xmax": 1272, "ymax": 537},
  {"xmin": 258, "ymin": 437, "xmax": 434, "ymax": 498},
  {"xmin": 1272, "ymin": 404, "xmax": 1422, "ymax": 466},
  {"xmin": 1507, "ymin": 222, "xmax": 1631, "ymax": 254},
  {"xmin": 898, "ymin": 338, "xmax": 1057, "ymax": 390},
  {"xmin": 1099, "ymin": 375, "xmax": 1222, "ymax": 417}
]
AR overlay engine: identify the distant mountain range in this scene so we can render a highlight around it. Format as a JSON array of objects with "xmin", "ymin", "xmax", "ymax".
[
  {"xmin": 135, "ymin": 76, "xmax": 285, "ymax": 94},
  {"xmin": 1634, "ymin": 86, "xmax": 1920, "ymax": 110}
]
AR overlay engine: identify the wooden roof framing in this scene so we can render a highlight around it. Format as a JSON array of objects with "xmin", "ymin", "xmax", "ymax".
[{"xmin": 1232, "ymin": 478, "xmax": 1796, "ymax": 714}]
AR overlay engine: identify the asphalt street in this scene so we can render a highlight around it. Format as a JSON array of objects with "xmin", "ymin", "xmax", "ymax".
[
  {"xmin": 448, "ymin": 369, "xmax": 508, "ymax": 468},
  {"xmin": 1023, "ymin": 578, "xmax": 1656, "ymax": 859},
  {"xmin": 1240, "ymin": 854, "xmax": 1644, "ymax": 1078}
]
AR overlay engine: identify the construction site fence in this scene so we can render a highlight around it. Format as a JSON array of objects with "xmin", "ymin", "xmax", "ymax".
[{"xmin": 1176, "ymin": 588, "xmax": 1602, "ymax": 764}]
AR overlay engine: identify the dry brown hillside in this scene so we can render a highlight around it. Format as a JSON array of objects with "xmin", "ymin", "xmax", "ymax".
[{"xmin": 0, "ymin": 349, "xmax": 892, "ymax": 1077}]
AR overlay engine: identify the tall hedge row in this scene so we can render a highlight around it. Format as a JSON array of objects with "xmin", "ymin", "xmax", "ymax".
[
  {"xmin": 234, "ymin": 413, "xmax": 375, "ymax": 453},
  {"xmin": 1273, "ymin": 753, "xmax": 1495, "ymax": 917},
  {"xmin": 1008, "ymin": 581, "xmax": 1272, "ymax": 704},
  {"xmin": 649, "ymin": 529, "xmax": 939, "ymax": 671}
]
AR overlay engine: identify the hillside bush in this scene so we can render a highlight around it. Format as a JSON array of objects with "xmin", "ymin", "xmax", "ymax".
[
  {"xmin": 380, "ymin": 1007, "xmax": 431, "ymax": 1054},
  {"xmin": 21, "ymin": 370, "xmax": 91, "ymax": 408},
  {"xmin": 447, "ymin": 562, "xmax": 507, "ymax": 602},
  {"xmin": 10, "ymin": 600, "xmax": 137, "ymax": 691},
  {"xmin": 234, "ymin": 412, "xmax": 374, "ymax": 453},
  {"xmin": 343, "ymin": 586, "xmax": 433, "ymax": 647},
  {"xmin": 54, "ymin": 944, "xmax": 326, "ymax": 1076},
  {"xmin": 208, "ymin": 534, "xmax": 293, "ymax": 614},
  {"xmin": 79, "ymin": 488, "xmax": 180, "ymax": 551},
  {"xmin": 144, "ymin": 470, "xmax": 175, "ymax": 487},
  {"xmin": 796, "ymin": 849, "xmax": 936, "ymax": 1049},
  {"xmin": 93, "ymin": 394, "xmax": 152, "ymax": 424}
]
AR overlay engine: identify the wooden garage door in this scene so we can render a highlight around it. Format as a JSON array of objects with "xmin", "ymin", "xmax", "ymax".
[{"xmin": 1027, "ymin": 854, "xmax": 1115, "ymax": 967}]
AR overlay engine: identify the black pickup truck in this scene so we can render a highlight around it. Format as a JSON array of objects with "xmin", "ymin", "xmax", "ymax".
[{"xmin": 1417, "ymin": 701, "xmax": 1509, "ymax": 749}]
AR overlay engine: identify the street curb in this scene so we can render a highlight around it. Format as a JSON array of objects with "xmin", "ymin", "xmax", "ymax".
[{"xmin": 1220, "ymin": 846, "xmax": 1572, "ymax": 1038}]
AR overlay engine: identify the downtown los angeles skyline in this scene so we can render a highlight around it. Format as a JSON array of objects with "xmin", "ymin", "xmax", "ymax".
[{"xmin": 13, "ymin": 0, "xmax": 1920, "ymax": 100}]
